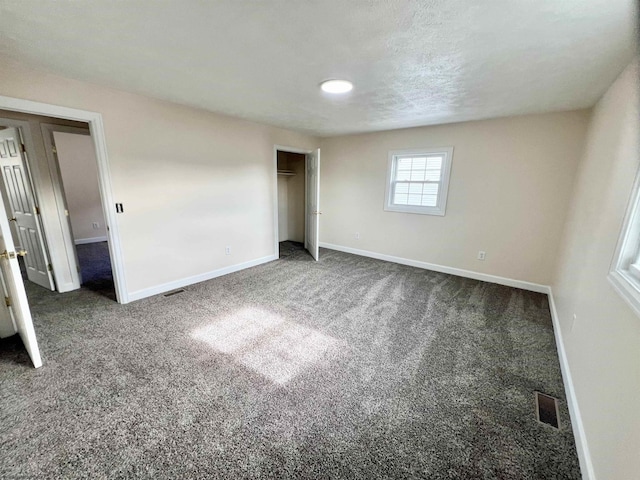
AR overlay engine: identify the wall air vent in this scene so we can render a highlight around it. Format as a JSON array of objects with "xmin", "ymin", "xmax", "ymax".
[{"xmin": 164, "ymin": 289, "xmax": 186, "ymax": 297}]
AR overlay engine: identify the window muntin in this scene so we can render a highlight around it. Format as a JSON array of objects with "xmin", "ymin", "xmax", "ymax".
[{"xmin": 385, "ymin": 147, "xmax": 453, "ymax": 216}]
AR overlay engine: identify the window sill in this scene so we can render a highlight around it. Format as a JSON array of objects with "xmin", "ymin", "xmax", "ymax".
[{"xmin": 384, "ymin": 204, "xmax": 445, "ymax": 216}]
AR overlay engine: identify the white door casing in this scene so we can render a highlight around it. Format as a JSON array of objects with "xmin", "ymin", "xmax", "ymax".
[
  {"xmin": 0, "ymin": 194, "xmax": 42, "ymax": 367},
  {"xmin": 306, "ymin": 148, "xmax": 320, "ymax": 261},
  {"xmin": 0, "ymin": 96, "xmax": 128, "ymax": 303},
  {"xmin": 0, "ymin": 128, "xmax": 55, "ymax": 290},
  {"xmin": 273, "ymin": 145, "xmax": 315, "ymax": 259}
]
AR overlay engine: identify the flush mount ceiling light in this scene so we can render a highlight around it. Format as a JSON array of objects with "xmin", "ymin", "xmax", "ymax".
[{"xmin": 320, "ymin": 79, "xmax": 353, "ymax": 94}]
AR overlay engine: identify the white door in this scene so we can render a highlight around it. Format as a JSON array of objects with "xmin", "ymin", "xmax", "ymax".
[
  {"xmin": 306, "ymin": 148, "xmax": 320, "ymax": 261},
  {"xmin": 0, "ymin": 194, "xmax": 42, "ymax": 367},
  {"xmin": 0, "ymin": 128, "xmax": 55, "ymax": 290}
]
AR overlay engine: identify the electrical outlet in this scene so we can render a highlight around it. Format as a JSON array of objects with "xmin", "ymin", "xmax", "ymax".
[
  {"xmin": 355, "ymin": 232, "xmax": 360, "ymax": 240},
  {"xmin": 225, "ymin": 246, "xmax": 231, "ymax": 255},
  {"xmin": 477, "ymin": 251, "xmax": 486, "ymax": 261},
  {"xmin": 92, "ymin": 222, "xmax": 99, "ymax": 229}
]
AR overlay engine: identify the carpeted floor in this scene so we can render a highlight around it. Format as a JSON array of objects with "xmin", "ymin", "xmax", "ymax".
[
  {"xmin": 0, "ymin": 246, "xmax": 580, "ymax": 479},
  {"xmin": 75, "ymin": 241, "xmax": 115, "ymax": 300},
  {"xmin": 279, "ymin": 240, "xmax": 307, "ymax": 259}
]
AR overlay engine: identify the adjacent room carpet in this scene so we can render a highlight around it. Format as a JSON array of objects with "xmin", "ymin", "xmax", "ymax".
[
  {"xmin": 75, "ymin": 241, "xmax": 115, "ymax": 300},
  {"xmin": 279, "ymin": 240, "xmax": 307, "ymax": 259},
  {"xmin": 0, "ymin": 247, "xmax": 581, "ymax": 479}
]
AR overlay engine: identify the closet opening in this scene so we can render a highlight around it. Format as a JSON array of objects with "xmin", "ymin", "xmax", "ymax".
[{"xmin": 277, "ymin": 150, "xmax": 310, "ymax": 260}]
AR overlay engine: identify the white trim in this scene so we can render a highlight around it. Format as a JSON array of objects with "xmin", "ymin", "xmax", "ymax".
[
  {"xmin": 74, "ymin": 236, "xmax": 108, "ymax": 245},
  {"xmin": 128, "ymin": 254, "xmax": 277, "ymax": 302},
  {"xmin": 273, "ymin": 145, "xmax": 313, "ymax": 259},
  {"xmin": 319, "ymin": 241, "xmax": 594, "ymax": 478},
  {"xmin": 319, "ymin": 242, "xmax": 549, "ymax": 293},
  {"xmin": 608, "ymin": 162, "xmax": 640, "ymax": 318},
  {"xmin": 547, "ymin": 289, "xmax": 596, "ymax": 480},
  {"xmin": 608, "ymin": 270, "xmax": 640, "ymax": 318},
  {"xmin": 0, "ymin": 95, "xmax": 129, "ymax": 303},
  {"xmin": 384, "ymin": 147, "xmax": 454, "ymax": 216}
]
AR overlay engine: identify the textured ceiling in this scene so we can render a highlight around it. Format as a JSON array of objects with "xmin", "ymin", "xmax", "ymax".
[{"xmin": 0, "ymin": 1, "xmax": 636, "ymax": 136}]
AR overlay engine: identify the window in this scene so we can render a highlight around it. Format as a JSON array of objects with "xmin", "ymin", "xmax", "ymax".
[
  {"xmin": 609, "ymin": 173, "xmax": 640, "ymax": 316},
  {"xmin": 384, "ymin": 147, "xmax": 453, "ymax": 216}
]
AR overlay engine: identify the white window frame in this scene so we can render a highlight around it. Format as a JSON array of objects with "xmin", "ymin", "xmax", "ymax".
[
  {"xmin": 384, "ymin": 147, "xmax": 453, "ymax": 216},
  {"xmin": 609, "ymin": 168, "xmax": 640, "ymax": 317}
]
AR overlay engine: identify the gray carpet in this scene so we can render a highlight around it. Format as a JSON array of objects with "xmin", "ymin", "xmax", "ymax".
[
  {"xmin": 75, "ymin": 241, "xmax": 115, "ymax": 300},
  {"xmin": 279, "ymin": 240, "xmax": 307, "ymax": 259},
  {"xmin": 0, "ymin": 246, "xmax": 580, "ymax": 479}
]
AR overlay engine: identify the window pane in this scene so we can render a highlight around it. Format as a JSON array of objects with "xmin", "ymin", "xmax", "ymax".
[
  {"xmin": 425, "ymin": 169, "xmax": 441, "ymax": 181},
  {"xmin": 396, "ymin": 169, "xmax": 411, "ymax": 181},
  {"xmin": 409, "ymin": 183, "xmax": 423, "ymax": 194},
  {"xmin": 412, "ymin": 157, "xmax": 427, "ymax": 169},
  {"xmin": 408, "ymin": 194, "xmax": 422, "ymax": 205},
  {"xmin": 394, "ymin": 192, "xmax": 408, "ymax": 205},
  {"xmin": 395, "ymin": 182, "xmax": 409, "ymax": 194},
  {"xmin": 426, "ymin": 156, "xmax": 442, "ymax": 169},
  {"xmin": 423, "ymin": 183, "xmax": 439, "ymax": 195},
  {"xmin": 397, "ymin": 158, "xmax": 412, "ymax": 170},
  {"xmin": 410, "ymin": 169, "xmax": 426, "ymax": 181},
  {"xmin": 421, "ymin": 195, "xmax": 438, "ymax": 206},
  {"xmin": 425, "ymin": 156, "xmax": 442, "ymax": 181}
]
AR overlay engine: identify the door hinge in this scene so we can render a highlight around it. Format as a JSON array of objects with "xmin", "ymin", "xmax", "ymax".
[
  {"xmin": 35, "ymin": 206, "xmax": 40, "ymax": 215},
  {"xmin": 5, "ymin": 296, "xmax": 11, "ymax": 307},
  {"xmin": 52, "ymin": 145, "xmax": 57, "ymax": 154},
  {"xmin": 20, "ymin": 143, "xmax": 26, "ymax": 153},
  {"xmin": 47, "ymin": 263, "xmax": 53, "ymax": 272}
]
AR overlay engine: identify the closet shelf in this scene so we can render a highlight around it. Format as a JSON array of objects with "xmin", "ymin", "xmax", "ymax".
[{"xmin": 277, "ymin": 170, "xmax": 296, "ymax": 177}]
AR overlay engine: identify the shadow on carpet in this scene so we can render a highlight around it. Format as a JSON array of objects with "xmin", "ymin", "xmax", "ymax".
[{"xmin": 76, "ymin": 241, "xmax": 116, "ymax": 300}]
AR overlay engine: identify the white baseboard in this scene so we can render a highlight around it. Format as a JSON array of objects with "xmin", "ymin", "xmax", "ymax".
[
  {"xmin": 127, "ymin": 254, "xmax": 277, "ymax": 302},
  {"xmin": 547, "ymin": 289, "xmax": 595, "ymax": 480},
  {"xmin": 74, "ymin": 236, "xmax": 108, "ymax": 245},
  {"xmin": 319, "ymin": 242, "xmax": 549, "ymax": 293},
  {"xmin": 320, "ymin": 242, "xmax": 593, "ymax": 478}
]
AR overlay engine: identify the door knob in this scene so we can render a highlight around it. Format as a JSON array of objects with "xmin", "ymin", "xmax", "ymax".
[
  {"xmin": 8, "ymin": 217, "xmax": 16, "ymax": 222},
  {"xmin": 0, "ymin": 250, "xmax": 27, "ymax": 259}
]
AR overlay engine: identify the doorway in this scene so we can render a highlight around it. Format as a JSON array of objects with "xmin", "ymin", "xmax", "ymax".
[
  {"xmin": 277, "ymin": 150, "xmax": 306, "ymax": 258},
  {"xmin": 275, "ymin": 147, "xmax": 320, "ymax": 261},
  {"xmin": 0, "ymin": 99, "xmax": 125, "ymax": 306},
  {"xmin": 0, "ymin": 114, "xmax": 116, "ymax": 300}
]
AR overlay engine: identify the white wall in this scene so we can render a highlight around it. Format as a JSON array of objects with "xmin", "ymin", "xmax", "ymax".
[
  {"xmin": 277, "ymin": 176, "xmax": 289, "ymax": 241},
  {"xmin": 319, "ymin": 110, "xmax": 590, "ymax": 286},
  {"xmin": 0, "ymin": 55, "xmax": 318, "ymax": 298},
  {"xmin": 53, "ymin": 131, "xmax": 107, "ymax": 242},
  {"xmin": 552, "ymin": 61, "xmax": 640, "ymax": 479},
  {"xmin": 286, "ymin": 154, "xmax": 305, "ymax": 243}
]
